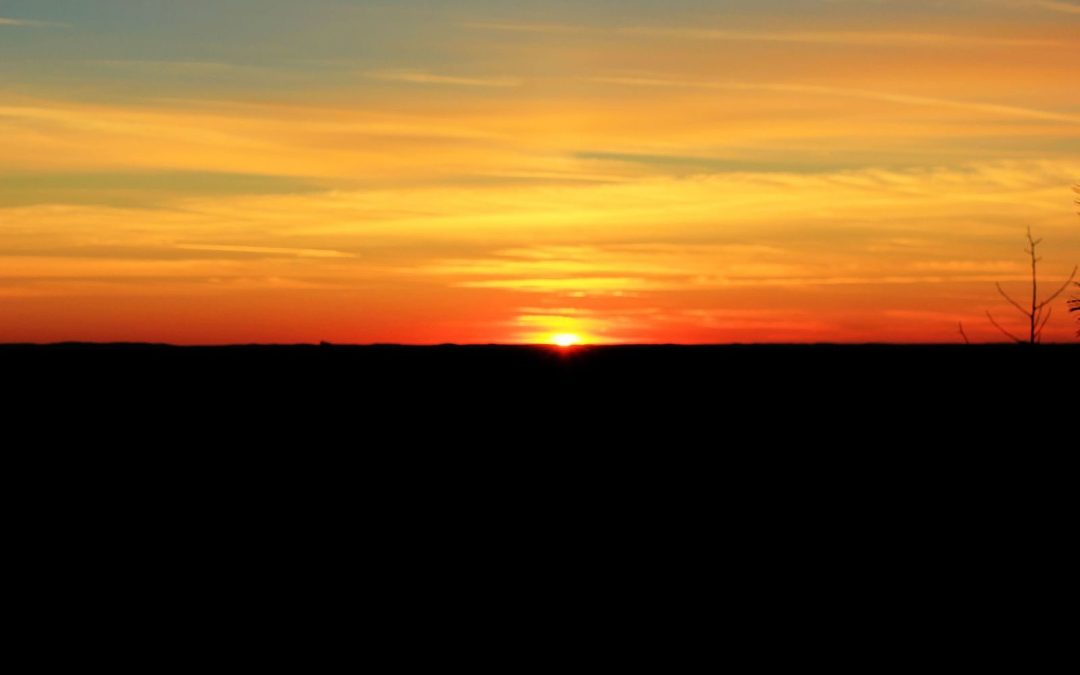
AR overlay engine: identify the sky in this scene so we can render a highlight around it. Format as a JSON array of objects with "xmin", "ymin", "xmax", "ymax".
[{"xmin": 1, "ymin": 0, "xmax": 1078, "ymax": 344}]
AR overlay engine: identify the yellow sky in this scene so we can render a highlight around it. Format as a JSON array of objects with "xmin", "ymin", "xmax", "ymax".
[{"xmin": 1, "ymin": 0, "xmax": 1078, "ymax": 343}]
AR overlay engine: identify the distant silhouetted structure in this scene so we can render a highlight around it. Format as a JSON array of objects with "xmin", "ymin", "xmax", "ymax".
[
  {"xmin": 987, "ymin": 227, "xmax": 1077, "ymax": 344},
  {"xmin": 1071, "ymin": 285, "xmax": 1079, "ymax": 336},
  {"xmin": 1073, "ymin": 185, "xmax": 1080, "ymax": 336}
]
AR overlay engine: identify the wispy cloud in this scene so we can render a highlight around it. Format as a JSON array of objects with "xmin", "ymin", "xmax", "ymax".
[
  {"xmin": 462, "ymin": 22, "xmax": 587, "ymax": 35},
  {"xmin": 618, "ymin": 27, "xmax": 1062, "ymax": 48},
  {"xmin": 90, "ymin": 60, "xmax": 269, "ymax": 74},
  {"xmin": 1010, "ymin": 0, "xmax": 1080, "ymax": 14},
  {"xmin": 366, "ymin": 70, "xmax": 522, "ymax": 88},
  {"xmin": 469, "ymin": 21, "xmax": 1064, "ymax": 48},
  {"xmin": 174, "ymin": 244, "xmax": 355, "ymax": 259},
  {"xmin": 0, "ymin": 16, "xmax": 61, "ymax": 27},
  {"xmin": 592, "ymin": 77, "xmax": 1080, "ymax": 124}
]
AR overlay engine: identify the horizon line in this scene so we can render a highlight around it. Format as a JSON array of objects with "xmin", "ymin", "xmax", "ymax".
[{"xmin": 0, "ymin": 341, "xmax": 1069, "ymax": 348}]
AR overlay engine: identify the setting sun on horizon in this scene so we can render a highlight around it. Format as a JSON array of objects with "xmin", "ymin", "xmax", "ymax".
[
  {"xmin": 552, "ymin": 333, "xmax": 583, "ymax": 348},
  {"xmin": 1, "ymin": 1, "xmax": 1078, "ymax": 345}
]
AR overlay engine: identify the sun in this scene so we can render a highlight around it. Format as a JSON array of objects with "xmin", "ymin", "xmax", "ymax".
[{"xmin": 552, "ymin": 333, "xmax": 582, "ymax": 348}]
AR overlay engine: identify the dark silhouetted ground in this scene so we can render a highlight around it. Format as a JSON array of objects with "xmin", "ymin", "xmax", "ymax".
[
  {"xmin": 3, "ymin": 342, "xmax": 1074, "ymax": 421},
  {"xmin": 4, "ymin": 343, "xmax": 1072, "ymax": 593}
]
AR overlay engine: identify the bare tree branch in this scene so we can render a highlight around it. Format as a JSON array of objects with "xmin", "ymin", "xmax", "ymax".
[
  {"xmin": 986, "ymin": 311, "xmax": 1025, "ymax": 344},
  {"xmin": 1035, "ymin": 306, "xmax": 1052, "ymax": 343},
  {"xmin": 958, "ymin": 322, "xmax": 971, "ymax": 345},
  {"xmin": 1034, "ymin": 265, "xmax": 1078, "ymax": 310},
  {"xmin": 996, "ymin": 282, "xmax": 1029, "ymax": 318}
]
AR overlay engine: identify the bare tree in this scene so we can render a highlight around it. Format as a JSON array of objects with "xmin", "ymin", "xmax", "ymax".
[{"xmin": 986, "ymin": 227, "xmax": 1077, "ymax": 344}]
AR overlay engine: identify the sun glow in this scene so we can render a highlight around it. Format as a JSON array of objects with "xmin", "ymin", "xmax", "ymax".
[{"xmin": 552, "ymin": 333, "xmax": 583, "ymax": 348}]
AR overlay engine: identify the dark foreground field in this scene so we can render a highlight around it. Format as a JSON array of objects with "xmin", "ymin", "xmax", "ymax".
[
  {"xmin": 3, "ymin": 342, "xmax": 1074, "ymax": 413},
  {"xmin": 3, "ymin": 341, "xmax": 1076, "ymax": 376},
  {"xmin": 5, "ymin": 343, "xmax": 1073, "ymax": 573},
  {"xmin": 5, "ymin": 341, "xmax": 1075, "ymax": 379},
  {"xmin": 5, "ymin": 343, "xmax": 1074, "ymax": 493}
]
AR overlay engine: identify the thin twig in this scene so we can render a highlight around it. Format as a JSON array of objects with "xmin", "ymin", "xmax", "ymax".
[
  {"xmin": 1035, "ymin": 306, "xmax": 1052, "ymax": 343},
  {"xmin": 996, "ymin": 282, "xmax": 1029, "ymax": 318},
  {"xmin": 986, "ymin": 311, "xmax": 1024, "ymax": 344},
  {"xmin": 1034, "ymin": 265, "xmax": 1078, "ymax": 310},
  {"xmin": 958, "ymin": 322, "xmax": 971, "ymax": 345}
]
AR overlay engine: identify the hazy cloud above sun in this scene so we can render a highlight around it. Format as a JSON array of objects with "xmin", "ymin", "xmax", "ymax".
[{"xmin": 1, "ymin": 0, "xmax": 1077, "ymax": 343}]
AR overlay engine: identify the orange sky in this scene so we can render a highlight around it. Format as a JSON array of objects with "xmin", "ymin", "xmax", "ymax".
[{"xmin": 1, "ymin": 0, "xmax": 1078, "ymax": 344}]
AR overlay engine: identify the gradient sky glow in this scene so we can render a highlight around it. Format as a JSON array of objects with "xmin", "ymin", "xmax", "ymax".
[{"xmin": 2, "ymin": 0, "xmax": 1078, "ymax": 344}]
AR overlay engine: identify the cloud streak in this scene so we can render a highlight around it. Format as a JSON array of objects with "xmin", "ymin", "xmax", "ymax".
[
  {"xmin": 0, "ymin": 16, "xmax": 61, "ymax": 27},
  {"xmin": 463, "ymin": 22, "xmax": 586, "ymax": 35},
  {"xmin": 366, "ymin": 70, "xmax": 522, "ymax": 88},
  {"xmin": 174, "ymin": 244, "xmax": 354, "ymax": 259},
  {"xmin": 1015, "ymin": 0, "xmax": 1080, "ymax": 14},
  {"xmin": 470, "ymin": 21, "xmax": 1066, "ymax": 48},
  {"xmin": 592, "ymin": 77, "xmax": 1080, "ymax": 124},
  {"xmin": 618, "ymin": 26, "xmax": 1062, "ymax": 48}
]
